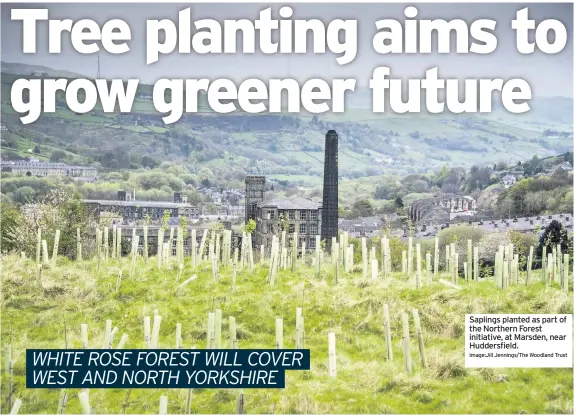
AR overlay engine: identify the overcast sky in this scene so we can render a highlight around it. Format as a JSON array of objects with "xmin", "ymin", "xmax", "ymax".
[{"xmin": 2, "ymin": 2, "xmax": 572, "ymax": 97}]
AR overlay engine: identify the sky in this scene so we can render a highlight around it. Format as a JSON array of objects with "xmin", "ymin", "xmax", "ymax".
[{"xmin": 1, "ymin": 2, "xmax": 573, "ymax": 97}]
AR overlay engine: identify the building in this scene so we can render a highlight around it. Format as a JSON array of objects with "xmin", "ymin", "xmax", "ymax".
[
  {"xmin": 245, "ymin": 174, "xmax": 266, "ymax": 224},
  {"xmin": 227, "ymin": 205, "xmax": 245, "ymax": 217},
  {"xmin": 85, "ymin": 191, "xmax": 200, "ymax": 225},
  {"xmin": 550, "ymin": 162, "xmax": 572, "ymax": 174},
  {"xmin": 410, "ymin": 194, "xmax": 478, "ymax": 224},
  {"xmin": 0, "ymin": 160, "xmax": 97, "ymax": 177},
  {"xmin": 321, "ymin": 130, "xmax": 339, "ymax": 251},
  {"xmin": 408, "ymin": 213, "xmax": 573, "ymax": 239},
  {"xmin": 502, "ymin": 174, "xmax": 516, "ymax": 188},
  {"xmin": 338, "ymin": 216, "xmax": 385, "ymax": 238},
  {"xmin": 253, "ymin": 196, "xmax": 322, "ymax": 250},
  {"xmin": 244, "ymin": 129, "xmax": 338, "ymax": 252}
]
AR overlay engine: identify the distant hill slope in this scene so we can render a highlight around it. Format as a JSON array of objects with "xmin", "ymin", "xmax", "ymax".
[
  {"xmin": 1, "ymin": 63, "xmax": 572, "ymax": 184},
  {"xmin": 1, "ymin": 61, "xmax": 87, "ymax": 79}
]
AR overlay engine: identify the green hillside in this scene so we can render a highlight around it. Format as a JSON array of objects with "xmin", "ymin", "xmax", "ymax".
[
  {"xmin": 2, "ymin": 253, "xmax": 572, "ymax": 414},
  {"xmin": 1, "ymin": 64, "xmax": 573, "ymax": 186}
]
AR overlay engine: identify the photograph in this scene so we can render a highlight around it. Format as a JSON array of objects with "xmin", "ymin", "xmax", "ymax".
[{"xmin": 0, "ymin": 2, "xmax": 573, "ymax": 414}]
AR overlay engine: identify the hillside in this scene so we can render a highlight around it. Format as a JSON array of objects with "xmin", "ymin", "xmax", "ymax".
[
  {"xmin": 1, "ymin": 61, "xmax": 86, "ymax": 79},
  {"xmin": 1, "ymin": 63, "xmax": 573, "ymax": 186},
  {"xmin": 2, "ymin": 252, "xmax": 572, "ymax": 413}
]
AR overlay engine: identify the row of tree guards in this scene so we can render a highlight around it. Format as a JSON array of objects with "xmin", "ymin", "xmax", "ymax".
[
  {"xmin": 32, "ymin": 227, "xmax": 571, "ymax": 293},
  {"xmin": 8, "ymin": 228, "xmax": 570, "ymax": 413},
  {"xmin": 7, "ymin": 301, "xmax": 425, "ymax": 414}
]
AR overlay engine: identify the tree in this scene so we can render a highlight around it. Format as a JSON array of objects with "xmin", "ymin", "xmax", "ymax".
[
  {"xmin": 13, "ymin": 186, "xmax": 36, "ymax": 204},
  {"xmin": 180, "ymin": 216, "xmax": 188, "ymax": 239},
  {"xmin": 141, "ymin": 155, "xmax": 158, "ymax": 169},
  {"xmin": 0, "ymin": 201, "xmax": 24, "ymax": 253},
  {"xmin": 243, "ymin": 219, "xmax": 256, "ymax": 234},
  {"xmin": 161, "ymin": 209, "xmax": 171, "ymax": 230},
  {"xmin": 437, "ymin": 225, "xmax": 485, "ymax": 266},
  {"xmin": 278, "ymin": 213, "xmax": 289, "ymax": 232},
  {"xmin": 509, "ymin": 230, "xmax": 537, "ymax": 268},
  {"xmin": 477, "ymin": 232, "xmax": 510, "ymax": 267},
  {"xmin": 1, "ymin": 188, "xmax": 88, "ymax": 258},
  {"xmin": 351, "ymin": 199, "xmax": 374, "ymax": 218},
  {"xmin": 50, "ymin": 150, "xmax": 67, "ymax": 162},
  {"xmin": 537, "ymin": 220, "xmax": 571, "ymax": 258},
  {"xmin": 394, "ymin": 196, "xmax": 404, "ymax": 209}
]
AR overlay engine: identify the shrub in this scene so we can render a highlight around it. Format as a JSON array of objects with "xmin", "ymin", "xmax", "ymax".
[
  {"xmin": 508, "ymin": 230, "xmax": 537, "ymax": 268},
  {"xmin": 2, "ymin": 188, "xmax": 88, "ymax": 258},
  {"xmin": 476, "ymin": 232, "xmax": 510, "ymax": 266},
  {"xmin": 436, "ymin": 226, "xmax": 485, "ymax": 267}
]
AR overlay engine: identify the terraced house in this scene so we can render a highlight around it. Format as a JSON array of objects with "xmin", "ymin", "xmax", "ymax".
[{"xmin": 0, "ymin": 160, "xmax": 97, "ymax": 177}]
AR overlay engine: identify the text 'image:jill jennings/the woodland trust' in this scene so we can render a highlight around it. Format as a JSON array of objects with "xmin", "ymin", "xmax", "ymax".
[{"xmin": 0, "ymin": 1, "xmax": 573, "ymax": 415}]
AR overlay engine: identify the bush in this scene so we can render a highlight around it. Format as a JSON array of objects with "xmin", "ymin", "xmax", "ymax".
[
  {"xmin": 476, "ymin": 232, "xmax": 510, "ymax": 266},
  {"xmin": 436, "ymin": 226, "xmax": 485, "ymax": 267},
  {"xmin": 508, "ymin": 230, "xmax": 537, "ymax": 267},
  {"xmin": 361, "ymin": 234, "xmax": 408, "ymax": 271},
  {"xmin": 1, "ymin": 188, "xmax": 88, "ymax": 258}
]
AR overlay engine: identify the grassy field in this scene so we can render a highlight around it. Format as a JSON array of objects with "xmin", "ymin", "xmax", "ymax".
[{"xmin": 1, "ymin": 253, "xmax": 572, "ymax": 414}]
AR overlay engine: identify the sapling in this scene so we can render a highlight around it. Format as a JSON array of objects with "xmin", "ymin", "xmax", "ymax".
[
  {"xmin": 112, "ymin": 225, "xmax": 117, "ymax": 259},
  {"xmin": 415, "ymin": 244, "xmax": 421, "ymax": 288},
  {"xmin": 9, "ymin": 399, "xmax": 21, "ymax": 415},
  {"xmin": 143, "ymin": 225, "xmax": 149, "ymax": 263},
  {"xmin": 177, "ymin": 263, "xmax": 183, "ymax": 283},
  {"xmin": 150, "ymin": 315, "xmax": 162, "ymax": 348},
  {"xmin": 426, "ymin": 252, "xmax": 431, "ymax": 284},
  {"xmin": 207, "ymin": 312, "xmax": 215, "ymax": 349},
  {"xmin": 214, "ymin": 309, "xmax": 222, "ymax": 349},
  {"xmin": 42, "ymin": 240, "xmax": 49, "ymax": 265},
  {"xmin": 78, "ymin": 391, "xmax": 90, "ymax": 415},
  {"xmin": 361, "ymin": 238, "xmax": 368, "ymax": 279},
  {"xmin": 412, "ymin": 309, "xmax": 427, "ymax": 368},
  {"xmin": 328, "ymin": 332, "xmax": 337, "ymax": 377},
  {"xmin": 229, "ymin": 317, "xmax": 237, "ymax": 349},
  {"xmin": 275, "ymin": 318, "xmax": 283, "ymax": 349},
  {"xmin": 473, "ymin": 247, "xmax": 479, "ymax": 282},
  {"xmin": 467, "ymin": 240, "xmax": 473, "ymax": 281},
  {"xmin": 52, "ymin": 229, "xmax": 60, "ymax": 266},
  {"xmin": 159, "ymin": 396, "xmax": 168, "ymax": 415},
  {"xmin": 434, "ymin": 237, "xmax": 439, "ymax": 277},
  {"xmin": 143, "ymin": 316, "xmax": 151, "ymax": 347},
  {"xmin": 295, "ymin": 307, "xmax": 305, "ymax": 349},
  {"xmin": 77, "ymin": 228, "xmax": 82, "ymax": 261},
  {"xmin": 402, "ymin": 312, "xmax": 412, "ymax": 374},
  {"xmin": 102, "ymin": 319, "xmax": 112, "ymax": 349},
  {"xmin": 117, "ymin": 334, "xmax": 128, "ymax": 349},
  {"xmin": 116, "ymin": 227, "xmax": 122, "ymax": 259},
  {"xmin": 116, "ymin": 270, "xmax": 123, "ymax": 293},
  {"xmin": 564, "ymin": 254, "xmax": 570, "ymax": 293},
  {"xmin": 104, "ymin": 226, "xmax": 109, "ymax": 262},
  {"xmin": 401, "ymin": 250, "xmax": 407, "ymax": 274},
  {"xmin": 407, "ymin": 237, "xmax": 413, "ymax": 277},
  {"xmin": 383, "ymin": 304, "xmax": 392, "ymax": 361},
  {"xmin": 36, "ymin": 228, "xmax": 41, "ymax": 265}
]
